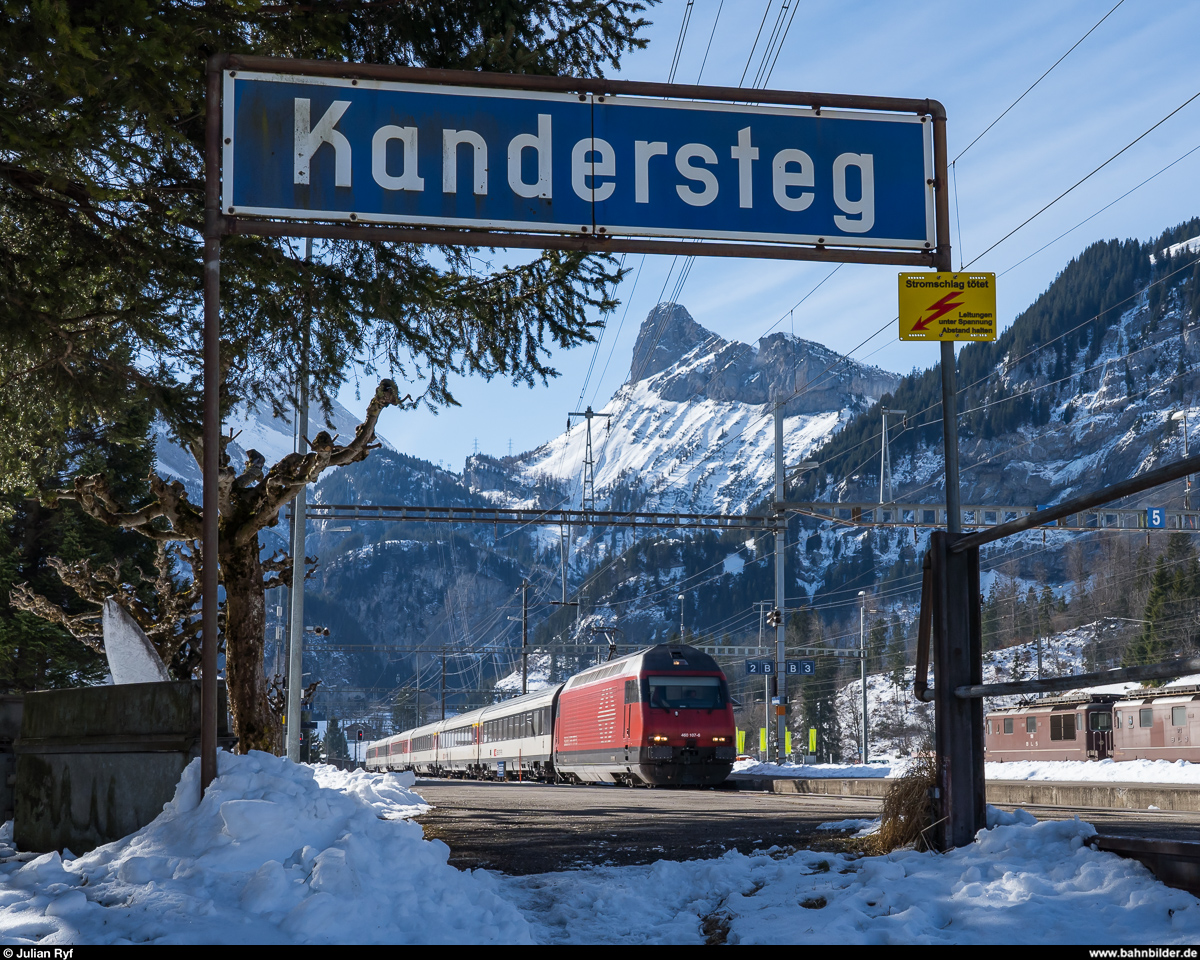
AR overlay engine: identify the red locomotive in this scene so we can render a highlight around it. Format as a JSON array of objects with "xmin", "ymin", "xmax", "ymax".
[
  {"xmin": 554, "ymin": 643, "xmax": 736, "ymax": 786},
  {"xmin": 364, "ymin": 643, "xmax": 736, "ymax": 786}
]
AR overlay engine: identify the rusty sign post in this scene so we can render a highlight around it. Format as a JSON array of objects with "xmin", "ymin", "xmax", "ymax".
[{"xmin": 199, "ymin": 54, "xmax": 954, "ymax": 792}]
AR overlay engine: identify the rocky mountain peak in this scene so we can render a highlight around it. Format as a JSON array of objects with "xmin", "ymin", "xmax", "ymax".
[
  {"xmin": 628, "ymin": 303, "xmax": 725, "ymax": 382},
  {"xmin": 625, "ymin": 303, "xmax": 900, "ymax": 414}
]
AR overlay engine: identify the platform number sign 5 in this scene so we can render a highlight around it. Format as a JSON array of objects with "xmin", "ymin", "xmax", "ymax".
[{"xmin": 1148, "ymin": 507, "xmax": 1166, "ymax": 529}]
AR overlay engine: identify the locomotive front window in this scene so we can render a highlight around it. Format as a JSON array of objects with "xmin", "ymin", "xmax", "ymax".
[
  {"xmin": 1003, "ymin": 718, "xmax": 1013, "ymax": 734},
  {"xmin": 1026, "ymin": 717, "xmax": 1037, "ymax": 733},
  {"xmin": 647, "ymin": 676, "xmax": 724, "ymax": 709},
  {"xmin": 1140, "ymin": 708, "xmax": 1153, "ymax": 728},
  {"xmin": 1173, "ymin": 706, "xmax": 1187, "ymax": 727},
  {"xmin": 1090, "ymin": 712, "xmax": 1112, "ymax": 731}
]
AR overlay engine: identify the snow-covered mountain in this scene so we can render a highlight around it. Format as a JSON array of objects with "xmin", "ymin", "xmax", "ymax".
[{"xmin": 485, "ymin": 303, "xmax": 900, "ymax": 515}]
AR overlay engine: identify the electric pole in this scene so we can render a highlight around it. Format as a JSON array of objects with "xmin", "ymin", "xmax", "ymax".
[
  {"xmin": 773, "ymin": 399, "xmax": 787, "ymax": 763},
  {"xmin": 568, "ymin": 406, "xmax": 613, "ymax": 515},
  {"xmin": 521, "ymin": 579, "xmax": 529, "ymax": 695},
  {"xmin": 286, "ymin": 235, "xmax": 312, "ymax": 763},
  {"xmin": 859, "ymin": 590, "xmax": 868, "ymax": 764},
  {"xmin": 879, "ymin": 407, "xmax": 907, "ymax": 504},
  {"xmin": 754, "ymin": 600, "xmax": 772, "ymax": 758}
]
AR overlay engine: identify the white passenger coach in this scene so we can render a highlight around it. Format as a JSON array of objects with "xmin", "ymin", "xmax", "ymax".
[{"xmin": 365, "ymin": 685, "xmax": 559, "ymax": 780}]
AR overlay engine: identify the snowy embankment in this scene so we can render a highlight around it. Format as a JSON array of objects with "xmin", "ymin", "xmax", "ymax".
[
  {"xmin": 734, "ymin": 756, "xmax": 1200, "ymax": 784},
  {"xmin": 505, "ymin": 808, "xmax": 1199, "ymax": 945},
  {"xmin": 2, "ymin": 753, "xmax": 1198, "ymax": 944},
  {"xmin": 0, "ymin": 752, "xmax": 531, "ymax": 944}
]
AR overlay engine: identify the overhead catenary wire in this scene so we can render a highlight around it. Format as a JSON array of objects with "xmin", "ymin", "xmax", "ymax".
[
  {"xmin": 997, "ymin": 140, "xmax": 1200, "ymax": 278},
  {"xmin": 964, "ymin": 86, "xmax": 1200, "ymax": 269},
  {"xmin": 952, "ymin": 0, "xmax": 1127, "ymax": 165},
  {"xmin": 667, "ymin": 0, "xmax": 696, "ymax": 85}
]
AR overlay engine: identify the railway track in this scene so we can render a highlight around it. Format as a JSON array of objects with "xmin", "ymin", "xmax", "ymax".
[{"xmin": 412, "ymin": 778, "xmax": 1200, "ymax": 885}]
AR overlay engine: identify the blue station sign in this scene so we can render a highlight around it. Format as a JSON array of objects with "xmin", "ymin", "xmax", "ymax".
[{"xmin": 223, "ymin": 72, "xmax": 935, "ymax": 250}]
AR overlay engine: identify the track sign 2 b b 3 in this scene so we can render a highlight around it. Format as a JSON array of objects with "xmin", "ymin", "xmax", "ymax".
[{"xmin": 899, "ymin": 272, "xmax": 996, "ymax": 341}]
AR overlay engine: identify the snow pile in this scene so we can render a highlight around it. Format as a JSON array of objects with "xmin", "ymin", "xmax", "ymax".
[
  {"xmin": 734, "ymin": 755, "xmax": 1200, "ymax": 784},
  {"xmin": 816, "ymin": 819, "xmax": 880, "ymax": 836},
  {"xmin": 983, "ymin": 758, "xmax": 1200, "ymax": 784},
  {"xmin": 0, "ymin": 752, "xmax": 532, "ymax": 945},
  {"xmin": 309, "ymin": 764, "xmax": 430, "ymax": 818},
  {"xmin": 733, "ymin": 758, "xmax": 898, "ymax": 778},
  {"xmin": 506, "ymin": 809, "xmax": 1200, "ymax": 944}
]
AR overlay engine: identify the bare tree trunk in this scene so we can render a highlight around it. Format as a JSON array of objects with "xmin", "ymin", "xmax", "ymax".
[
  {"xmin": 56, "ymin": 379, "xmax": 403, "ymax": 756},
  {"xmin": 223, "ymin": 537, "xmax": 279, "ymax": 754}
]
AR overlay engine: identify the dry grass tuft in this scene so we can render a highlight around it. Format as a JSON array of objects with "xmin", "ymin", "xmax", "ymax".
[{"xmin": 868, "ymin": 755, "xmax": 937, "ymax": 854}]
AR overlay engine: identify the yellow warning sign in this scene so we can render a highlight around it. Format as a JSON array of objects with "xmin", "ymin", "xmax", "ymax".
[{"xmin": 898, "ymin": 272, "xmax": 997, "ymax": 341}]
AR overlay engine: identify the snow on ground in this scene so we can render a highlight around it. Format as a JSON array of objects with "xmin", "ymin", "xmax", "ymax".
[
  {"xmin": 983, "ymin": 758, "xmax": 1200, "ymax": 784},
  {"xmin": 0, "ymin": 752, "xmax": 529, "ymax": 944},
  {"xmin": 502, "ymin": 807, "xmax": 1200, "ymax": 945},
  {"xmin": 1, "ymin": 756, "xmax": 1198, "ymax": 944},
  {"xmin": 734, "ymin": 756, "xmax": 1200, "ymax": 784},
  {"xmin": 734, "ymin": 759, "xmax": 896, "ymax": 778}
]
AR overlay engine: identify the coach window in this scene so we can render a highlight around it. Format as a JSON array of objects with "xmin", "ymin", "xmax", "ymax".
[
  {"xmin": 1140, "ymin": 708, "xmax": 1154, "ymax": 728},
  {"xmin": 1026, "ymin": 717, "xmax": 1037, "ymax": 733},
  {"xmin": 1003, "ymin": 718, "xmax": 1013, "ymax": 734},
  {"xmin": 1173, "ymin": 706, "xmax": 1187, "ymax": 726}
]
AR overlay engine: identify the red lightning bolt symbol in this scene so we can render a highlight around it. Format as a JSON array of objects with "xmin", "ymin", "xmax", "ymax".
[{"xmin": 911, "ymin": 291, "xmax": 965, "ymax": 332}]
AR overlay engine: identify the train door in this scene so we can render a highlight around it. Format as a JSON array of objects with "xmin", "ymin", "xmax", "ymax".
[
  {"xmin": 1087, "ymin": 707, "xmax": 1113, "ymax": 759},
  {"xmin": 623, "ymin": 679, "xmax": 637, "ymax": 742}
]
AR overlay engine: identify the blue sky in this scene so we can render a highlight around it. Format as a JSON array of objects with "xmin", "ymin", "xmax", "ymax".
[{"xmin": 348, "ymin": 0, "xmax": 1200, "ymax": 469}]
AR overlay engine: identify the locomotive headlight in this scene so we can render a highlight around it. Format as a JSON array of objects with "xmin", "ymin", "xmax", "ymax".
[
  {"xmin": 712, "ymin": 737, "xmax": 727, "ymax": 743},
  {"xmin": 650, "ymin": 735, "xmax": 669, "ymax": 743}
]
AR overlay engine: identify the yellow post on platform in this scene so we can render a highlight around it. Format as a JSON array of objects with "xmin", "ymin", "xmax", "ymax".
[
  {"xmin": 759, "ymin": 727, "xmax": 767, "ymax": 753},
  {"xmin": 785, "ymin": 730, "xmax": 792, "ymax": 755},
  {"xmin": 809, "ymin": 727, "xmax": 817, "ymax": 754},
  {"xmin": 736, "ymin": 729, "xmax": 746, "ymax": 753}
]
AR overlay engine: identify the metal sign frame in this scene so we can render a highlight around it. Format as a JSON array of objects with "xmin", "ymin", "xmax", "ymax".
[
  {"xmin": 199, "ymin": 52, "xmax": 956, "ymax": 791},
  {"xmin": 223, "ymin": 68, "xmax": 935, "ymax": 252}
]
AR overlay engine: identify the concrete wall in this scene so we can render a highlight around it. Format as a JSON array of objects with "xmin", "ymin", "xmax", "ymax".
[
  {"xmin": 0, "ymin": 695, "xmax": 23, "ymax": 822},
  {"xmin": 14, "ymin": 681, "xmax": 232, "ymax": 854}
]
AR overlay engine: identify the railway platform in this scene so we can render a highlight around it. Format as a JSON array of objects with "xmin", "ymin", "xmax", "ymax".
[{"xmin": 728, "ymin": 774, "xmax": 1200, "ymax": 813}]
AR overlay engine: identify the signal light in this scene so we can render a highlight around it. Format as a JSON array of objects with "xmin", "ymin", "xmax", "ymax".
[{"xmin": 767, "ymin": 609, "xmax": 783, "ymax": 627}]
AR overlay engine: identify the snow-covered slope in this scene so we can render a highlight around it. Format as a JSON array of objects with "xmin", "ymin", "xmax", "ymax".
[{"xmin": 512, "ymin": 303, "xmax": 900, "ymax": 515}]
